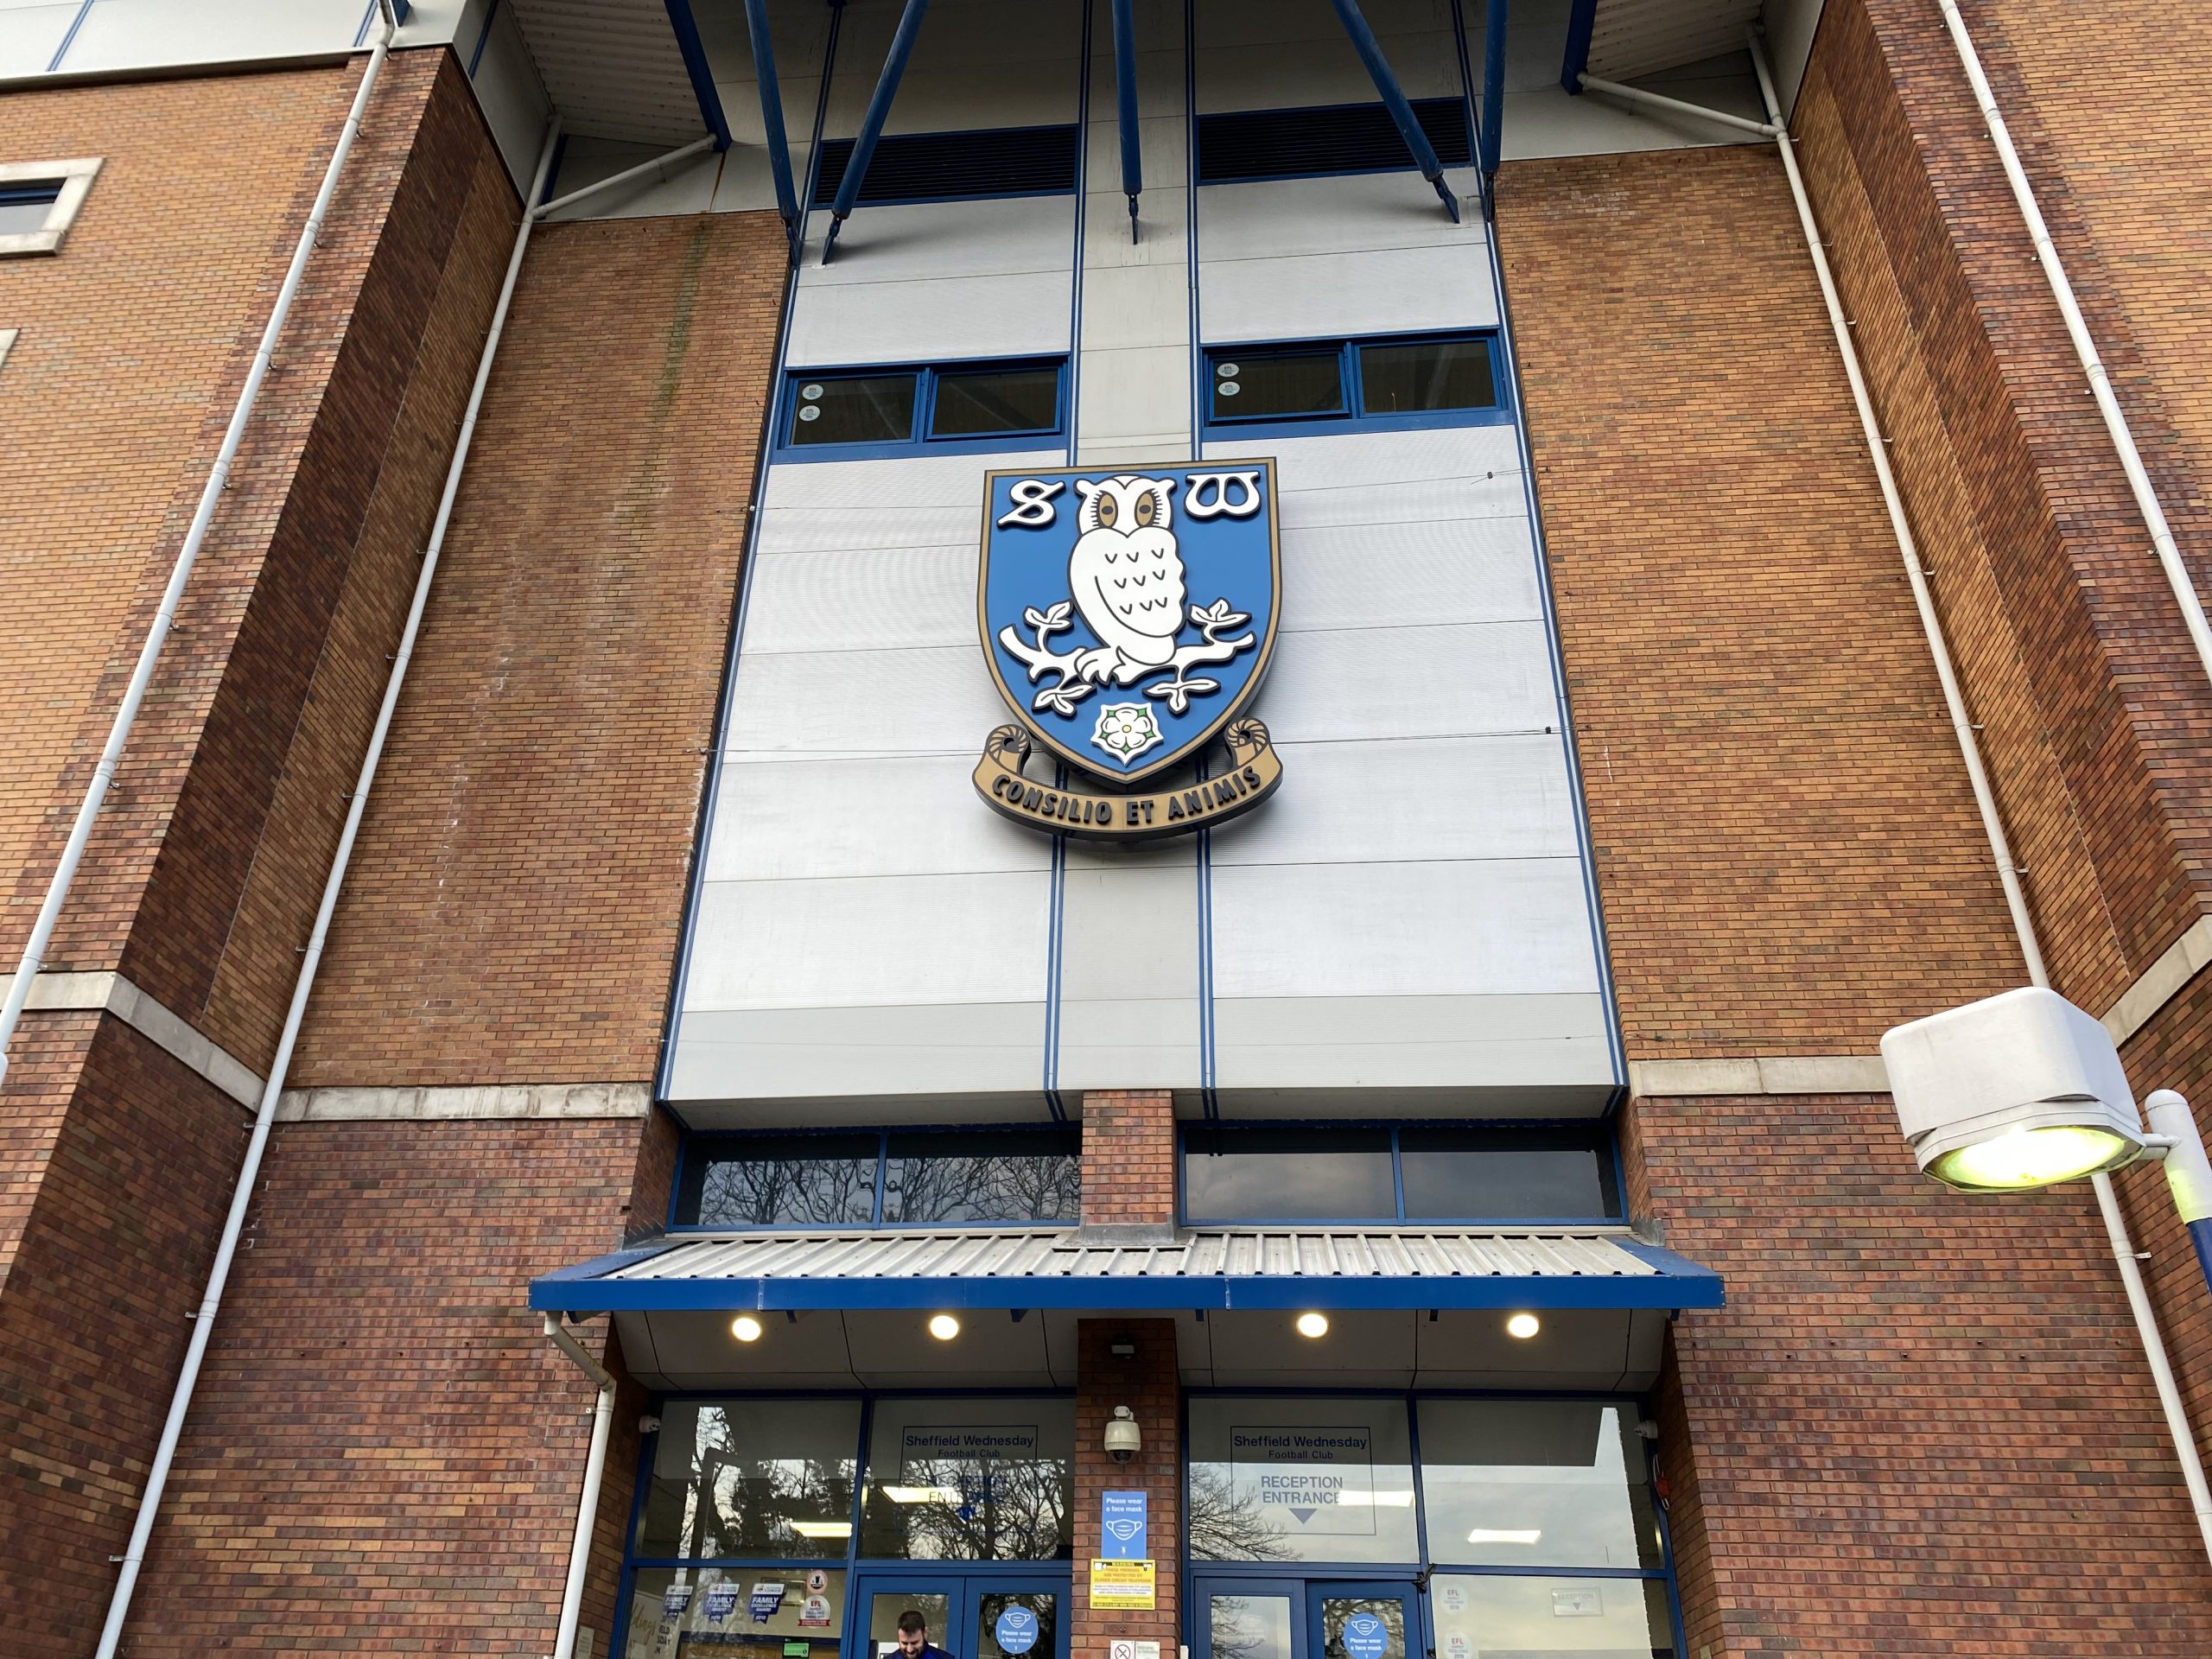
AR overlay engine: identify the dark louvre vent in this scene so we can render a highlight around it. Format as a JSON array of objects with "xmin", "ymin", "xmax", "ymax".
[
  {"xmin": 1196, "ymin": 97, "xmax": 1472, "ymax": 185},
  {"xmin": 812, "ymin": 124, "xmax": 1080, "ymax": 207}
]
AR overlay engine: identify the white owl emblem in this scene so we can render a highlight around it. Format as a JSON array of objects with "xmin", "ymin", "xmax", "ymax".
[{"xmin": 1068, "ymin": 474, "xmax": 1185, "ymax": 682}]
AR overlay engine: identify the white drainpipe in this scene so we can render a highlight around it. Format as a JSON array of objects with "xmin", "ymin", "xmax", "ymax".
[
  {"xmin": 1745, "ymin": 32, "xmax": 2212, "ymax": 1566},
  {"xmin": 0, "ymin": 9, "xmax": 403, "ymax": 1090},
  {"xmin": 543, "ymin": 1313, "xmax": 620, "ymax": 1659},
  {"xmin": 1932, "ymin": 0, "xmax": 2212, "ymax": 687},
  {"xmin": 90, "ymin": 112, "xmax": 565, "ymax": 1658}
]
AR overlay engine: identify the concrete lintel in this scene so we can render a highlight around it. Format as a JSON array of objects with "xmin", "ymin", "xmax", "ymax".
[
  {"xmin": 1630, "ymin": 1054, "xmax": 1889, "ymax": 1097},
  {"xmin": 0, "ymin": 969, "xmax": 264, "ymax": 1109},
  {"xmin": 275, "ymin": 1081, "xmax": 653, "ymax": 1122},
  {"xmin": 2104, "ymin": 914, "xmax": 2212, "ymax": 1047}
]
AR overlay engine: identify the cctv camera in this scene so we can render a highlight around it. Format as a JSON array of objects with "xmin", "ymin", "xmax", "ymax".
[{"xmin": 1104, "ymin": 1405, "xmax": 1141, "ymax": 1464}]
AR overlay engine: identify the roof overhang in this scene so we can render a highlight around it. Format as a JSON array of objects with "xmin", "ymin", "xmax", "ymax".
[{"xmin": 531, "ymin": 1225, "xmax": 1723, "ymax": 1316}]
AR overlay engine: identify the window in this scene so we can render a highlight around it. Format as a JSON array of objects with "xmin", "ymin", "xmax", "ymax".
[
  {"xmin": 783, "ymin": 357, "xmax": 1065, "ymax": 456},
  {"xmin": 1205, "ymin": 334, "xmax": 1506, "ymax": 434},
  {"xmin": 676, "ymin": 1128, "xmax": 1081, "ymax": 1229},
  {"xmin": 1416, "ymin": 1400, "xmax": 1662, "ymax": 1569},
  {"xmin": 0, "ymin": 157, "xmax": 101, "ymax": 256},
  {"xmin": 1181, "ymin": 1124, "xmax": 1620, "ymax": 1224},
  {"xmin": 636, "ymin": 1398, "xmax": 861, "ymax": 1560},
  {"xmin": 1197, "ymin": 98, "xmax": 1472, "ymax": 185},
  {"xmin": 812, "ymin": 124, "xmax": 1080, "ymax": 207},
  {"xmin": 1188, "ymin": 1395, "xmax": 1420, "ymax": 1565},
  {"xmin": 860, "ymin": 1396, "xmax": 1075, "ymax": 1560}
]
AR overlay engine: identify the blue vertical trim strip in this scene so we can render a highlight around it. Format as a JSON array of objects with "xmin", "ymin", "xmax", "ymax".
[
  {"xmin": 654, "ymin": 2, "xmax": 841, "ymax": 1105},
  {"xmin": 46, "ymin": 0, "xmax": 94, "ymax": 73},
  {"xmin": 1183, "ymin": 0, "xmax": 1218, "ymax": 1122},
  {"xmin": 467, "ymin": 0, "xmax": 501, "ymax": 77},
  {"xmin": 1045, "ymin": 766, "xmax": 1069, "ymax": 1121},
  {"xmin": 823, "ymin": 0, "xmax": 932, "ymax": 257},
  {"xmin": 664, "ymin": 0, "xmax": 735, "ymax": 149},
  {"xmin": 744, "ymin": 0, "xmax": 801, "ymax": 226},
  {"xmin": 1327, "ymin": 0, "xmax": 1459, "ymax": 219},
  {"xmin": 2190, "ymin": 1218, "xmax": 2212, "ymax": 1301},
  {"xmin": 1480, "ymin": 0, "xmax": 1508, "ymax": 180},
  {"xmin": 1112, "ymin": 0, "xmax": 1142, "ymax": 231},
  {"xmin": 1559, "ymin": 0, "xmax": 1599, "ymax": 93}
]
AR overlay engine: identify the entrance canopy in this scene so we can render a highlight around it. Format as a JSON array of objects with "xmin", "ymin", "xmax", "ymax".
[{"xmin": 531, "ymin": 1224, "xmax": 1721, "ymax": 1314}]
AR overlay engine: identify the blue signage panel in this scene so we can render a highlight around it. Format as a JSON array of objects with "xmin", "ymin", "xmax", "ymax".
[
  {"xmin": 1100, "ymin": 1489, "xmax": 1147, "ymax": 1560},
  {"xmin": 996, "ymin": 1606, "xmax": 1041, "ymax": 1654},
  {"xmin": 1340, "ymin": 1613, "xmax": 1389, "ymax": 1659}
]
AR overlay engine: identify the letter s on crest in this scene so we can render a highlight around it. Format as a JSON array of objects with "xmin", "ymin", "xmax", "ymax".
[{"xmin": 996, "ymin": 478, "xmax": 1065, "ymax": 529}]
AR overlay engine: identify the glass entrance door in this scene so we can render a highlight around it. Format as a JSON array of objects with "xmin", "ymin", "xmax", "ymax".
[
  {"xmin": 852, "ymin": 1572, "xmax": 1065, "ymax": 1659},
  {"xmin": 1308, "ymin": 1583, "xmax": 1419, "ymax": 1659}
]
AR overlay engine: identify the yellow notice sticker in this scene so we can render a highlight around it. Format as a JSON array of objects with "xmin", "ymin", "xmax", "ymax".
[{"xmin": 1090, "ymin": 1560, "xmax": 1156, "ymax": 1611}]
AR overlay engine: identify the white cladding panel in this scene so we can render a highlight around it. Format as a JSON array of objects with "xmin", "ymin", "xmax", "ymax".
[
  {"xmin": 0, "ymin": 6, "xmax": 74, "ymax": 79},
  {"xmin": 666, "ymin": 5, "xmax": 1621, "ymax": 1113}
]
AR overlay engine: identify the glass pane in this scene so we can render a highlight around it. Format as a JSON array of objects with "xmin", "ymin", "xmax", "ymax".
[
  {"xmin": 0, "ymin": 188, "xmax": 60, "ymax": 236},
  {"xmin": 1427, "ymin": 1573, "xmax": 1674, "ymax": 1659},
  {"xmin": 862, "ymin": 1396, "xmax": 1076, "ymax": 1559},
  {"xmin": 634, "ymin": 1399, "xmax": 861, "ymax": 1560},
  {"xmin": 1417, "ymin": 1402, "xmax": 1662, "ymax": 1570},
  {"xmin": 1210, "ymin": 1593, "xmax": 1294, "ymax": 1659},
  {"xmin": 1187, "ymin": 1396, "xmax": 1419, "ymax": 1563},
  {"xmin": 1319, "ymin": 1599, "xmax": 1405, "ymax": 1659},
  {"xmin": 1183, "ymin": 1128, "xmax": 1394, "ymax": 1222},
  {"xmin": 1357, "ymin": 340, "xmax": 1496, "ymax": 416},
  {"xmin": 886, "ymin": 1129, "xmax": 1081, "ymax": 1224},
  {"xmin": 791, "ymin": 374, "xmax": 916, "ymax": 445},
  {"xmin": 623, "ymin": 1567, "xmax": 848, "ymax": 1659},
  {"xmin": 976, "ymin": 1591, "xmax": 1058, "ymax": 1659},
  {"xmin": 1398, "ymin": 1128, "xmax": 1619, "ymax": 1221},
  {"xmin": 1211, "ymin": 352, "xmax": 1342, "ymax": 420},
  {"xmin": 931, "ymin": 366, "xmax": 1061, "ymax": 437},
  {"xmin": 868, "ymin": 1592, "xmax": 955, "ymax": 1659},
  {"xmin": 679, "ymin": 1134, "xmax": 879, "ymax": 1227}
]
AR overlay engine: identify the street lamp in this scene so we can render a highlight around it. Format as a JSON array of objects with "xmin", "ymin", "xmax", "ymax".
[{"xmin": 1882, "ymin": 985, "xmax": 2212, "ymax": 1287}]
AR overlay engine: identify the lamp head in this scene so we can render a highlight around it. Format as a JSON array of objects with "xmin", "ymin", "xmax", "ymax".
[{"xmin": 1882, "ymin": 986, "xmax": 2147, "ymax": 1192}]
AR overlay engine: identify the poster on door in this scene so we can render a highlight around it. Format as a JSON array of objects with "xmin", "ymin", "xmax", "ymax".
[{"xmin": 1229, "ymin": 1426, "xmax": 1376, "ymax": 1536}]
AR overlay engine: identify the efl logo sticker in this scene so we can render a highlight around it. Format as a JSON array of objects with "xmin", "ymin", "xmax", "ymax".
[{"xmin": 974, "ymin": 461, "xmax": 1284, "ymax": 839}]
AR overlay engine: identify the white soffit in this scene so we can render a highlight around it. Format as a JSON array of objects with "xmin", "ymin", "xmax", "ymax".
[
  {"xmin": 1583, "ymin": 0, "xmax": 1763, "ymax": 82},
  {"xmin": 507, "ymin": 0, "xmax": 707, "ymax": 147}
]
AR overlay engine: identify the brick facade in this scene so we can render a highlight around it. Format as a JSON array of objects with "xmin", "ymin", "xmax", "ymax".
[
  {"xmin": 1080, "ymin": 1090, "xmax": 1176, "ymax": 1227},
  {"xmin": 1072, "ymin": 1320, "xmax": 1180, "ymax": 1658}
]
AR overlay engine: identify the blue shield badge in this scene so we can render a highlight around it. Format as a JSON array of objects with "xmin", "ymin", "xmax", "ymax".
[{"xmin": 978, "ymin": 461, "xmax": 1281, "ymax": 786}]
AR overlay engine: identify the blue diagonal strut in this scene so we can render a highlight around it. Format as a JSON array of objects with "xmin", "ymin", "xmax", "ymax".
[
  {"xmin": 823, "ymin": 0, "xmax": 932, "ymax": 262},
  {"xmin": 742, "ymin": 0, "xmax": 799, "ymax": 229},
  {"xmin": 663, "ymin": 0, "xmax": 734, "ymax": 150},
  {"xmin": 1113, "ymin": 0, "xmax": 1142, "ymax": 240},
  {"xmin": 1326, "ymin": 0, "xmax": 1459, "ymax": 221},
  {"xmin": 1481, "ymin": 0, "xmax": 1508, "ymax": 183}
]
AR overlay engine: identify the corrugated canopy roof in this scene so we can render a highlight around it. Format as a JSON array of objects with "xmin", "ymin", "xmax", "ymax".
[
  {"xmin": 533, "ymin": 1225, "xmax": 1722, "ymax": 1313},
  {"xmin": 1580, "ymin": 0, "xmax": 1764, "ymax": 83}
]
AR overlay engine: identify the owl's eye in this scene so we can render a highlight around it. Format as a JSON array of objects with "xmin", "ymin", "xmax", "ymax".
[
  {"xmin": 1135, "ymin": 493, "xmax": 1156, "ymax": 527},
  {"xmin": 1095, "ymin": 493, "xmax": 1117, "ymax": 529}
]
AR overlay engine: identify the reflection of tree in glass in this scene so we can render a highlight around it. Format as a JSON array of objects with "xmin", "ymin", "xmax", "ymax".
[
  {"xmin": 1207, "ymin": 1599, "xmax": 1281, "ymax": 1659},
  {"xmin": 699, "ymin": 1153, "xmax": 874, "ymax": 1226},
  {"xmin": 1187, "ymin": 1465, "xmax": 1293, "ymax": 1562},
  {"xmin": 677, "ymin": 1407, "xmax": 856, "ymax": 1558},
  {"xmin": 977, "ymin": 1592, "xmax": 1058, "ymax": 1659},
  {"xmin": 866, "ymin": 1453, "xmax": 1072, "ymax": 1560},
  {"xmin": 888, "ymin": 1152, "xmax": 1080, "ymax": 1224}
]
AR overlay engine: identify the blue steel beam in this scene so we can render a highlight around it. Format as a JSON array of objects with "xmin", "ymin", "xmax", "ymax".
[
  {"xmin": 1113, "ymin": 0, "xmax": 1142, "ymax": 240},
  {"xmin": 1326, "ymin": 0, "xmax": 1459, "ymax": 222},
  {"xmin": 664, "ymin": 0, "xmax": 734, "ymax": 150},
  {"xmin": 823, "ymin": 0, "xmax": 932, "ymax": 263},
  {"xmin": 1559, "ymin": 0, "xmax": 1597, "ymax": 93},
  {"xmin": 1481, "ymin": 0, "xmax": 1508, "ymax": 183},
  {"xmin": 743, "ymin": 0, "xmax": 800, "ymax": 229}
]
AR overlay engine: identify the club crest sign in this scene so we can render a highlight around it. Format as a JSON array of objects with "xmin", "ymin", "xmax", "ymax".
[{"xmin": 974, "ymin": 461, "xmax": 1284, "ymax": 839}]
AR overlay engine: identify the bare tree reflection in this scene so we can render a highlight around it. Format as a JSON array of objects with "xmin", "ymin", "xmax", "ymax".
[
  {"xmin": 864, "ymin": 1453, "xmax": 1074, "ymax": 1560},
  {"xmin": 698, "ymin": 1151, "xmax": 875, "ymax": 1227},
  {"xmin": 1187, "ymin": 1465, "xmax": 1292, "ymax": 1562},
  {"xmin": 666, "ymin": 1407, "xmax": 855, "ymax": 1559},
  {"xmin": 888, "ymin": 1150, "xmax": 1080, "ymax": 1224}
]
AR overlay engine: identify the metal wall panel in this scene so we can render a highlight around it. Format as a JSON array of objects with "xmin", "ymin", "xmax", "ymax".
[
  {"xmin": 0, "ymin": 5, "xmax": 74, "ymax": 78},
  {"xmin": 669, "ymin": 1006, "xmax": 1050, "ymax": 1109},
  {"xmin": 541, "ymin": 137, "xmax": 718, "ymax": 222},
  {"xmin": 465, "ymin": 0, "xmax": 556, "ymax": 191},
  {"xmin": 1195, "ymin": 0, "xmax": 1459, "ymax": 111},
  {"xmin": 820, "ymin": 0, "xmax": 1082, "ymax": 138},
  {"xmin": 703, "ymin": 755, "xmax": 1046, "ymax": 885},
  {"xmin": 60, "ymin": 0, "xmax": 368, "ymax": 73},
  {"xmin": 738, "ymin": 545, "xmax": 976, "ymax": 654}
]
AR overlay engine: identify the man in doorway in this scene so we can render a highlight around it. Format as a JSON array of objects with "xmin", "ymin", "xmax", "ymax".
[{"xmin": 895, "ymin": 1608, "xmax": 956, "ymax": 1659}]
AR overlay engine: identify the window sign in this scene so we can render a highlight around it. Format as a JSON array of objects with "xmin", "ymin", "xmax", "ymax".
[
  {"xmin": 995, "ymin": 1605, "xmax": 1042, "ymax": 1653},
  {"xmin": 1188, "ymin": 1397, "xmax": 1416, "ymax": 1564},
  {"xmin": 1100, "ymin": 1490, "xmax": 1147, "ymax": 1559},
  {"xmin": 862, "ymin": 1398, "xmax": 1074, "ymax": 1560}
]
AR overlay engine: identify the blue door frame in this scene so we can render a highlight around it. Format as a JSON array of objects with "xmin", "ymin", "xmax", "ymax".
[
  {"xmin": 1192, "ymin": 1576, "xmax": 1425, "ymax": 1659},
  {"xmin": 847, "ymin": 1566, "xmax": 1073, "ymax": 1659},
  {"xmin": 1306, "ymin": 1581, "xmax": 1423, "ymax": 1659}
]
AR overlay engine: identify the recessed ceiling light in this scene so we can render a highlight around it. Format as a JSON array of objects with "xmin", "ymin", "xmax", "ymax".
[
  {"xmin": 1504, "ymin": 1312, "xmax": 1541, "ymax": 1340},
  {"xmin": 929, "ymin": 1313, "xmax": 961, "ymax": 1341},
  {"xmin": 730, "ymin": 1314, "xmax": 764, "ymax": 1343},
  {"xmin": 789, "ymin": 1521, "xmax": 853, "ymax": 1538},
  {"xmin": 1466, "ymin": 1528, "xmax": 1542, "ymax": 1546},
  {"xmin": 1294, "ymin": 1312, "xmax": 1330, "ymax": 1339}
]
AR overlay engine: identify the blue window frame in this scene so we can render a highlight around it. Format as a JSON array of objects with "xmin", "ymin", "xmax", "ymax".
[
  {"xmin": 673, "ymin": 1126, "xmax": 1083, "ymax": 1230},
  {"xmin": 777, "ymin": 355, "xmax": 1069, "ymax": 461},
  {"xmin": 1201, "ymin": 333, "xmax": 1510, "ymax": 440},
  {"xmin": 1178, "ymin": 1122, "xmax": 1623, "ymax": 1226}
]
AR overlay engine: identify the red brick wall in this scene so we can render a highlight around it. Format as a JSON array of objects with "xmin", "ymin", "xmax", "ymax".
[
  {"xmin": 288, "ymin": 208, "xmax": 789, "ymax": 1090},
  {"xmin": 1072, "ymin": 1319, "xmax": 1179, "ymax": 1656},
  {"xmin": 1081, "ymin": 1091, "xmax": 1176, "ymax": 1225},
  {"xmin": 1494, "ymin": 143, "xmax": 2025, "ymax": 1060}
]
